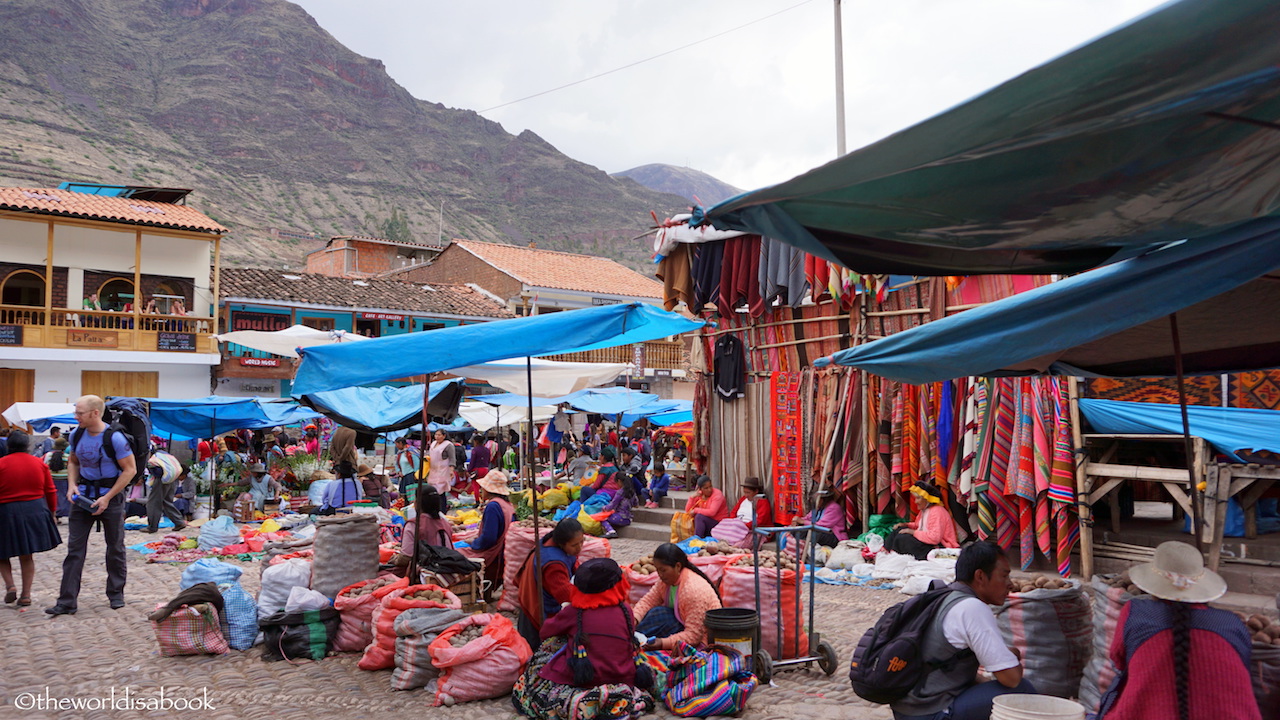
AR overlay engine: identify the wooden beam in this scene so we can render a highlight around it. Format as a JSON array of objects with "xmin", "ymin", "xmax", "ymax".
[
  {"xmin": 211, "ymin": 235, "xmax": 222, "ymax": 337},
  {"xmin": 703, "ymin": 313, "xmax": 842, "ymax": 337},
  {"xmin": 864, "ymin": 308, "xmax": 930, "ymax": 317},
  {"xmin": 1207, "ymin": 465, "xmax": 1228, "ymax": 570},
  {"xmin": 0, "ymin": 210, "xmax": 219, "ymax": 241},
  {"xmin": 134, "ymin": 229, "xmax": 142, "ymax": 349},
  {"xmin": 1161, "ymin": 482, "xmax": 1195, "ymax": 518},
  {"xmin": 1086, "ymin": 477, "xmax": 1125, "ymax": 504},
  {"xmin": 44, "ymin": 221, "xmax": 53, "ymax": 324},
  {"xmin": 752, "ymin": 333, "xmax": 849, "ymax": 351},
  {"xmin": 1086, "ymin": 463, "xmax": 1195, "ymax": 482},
  {"xmin": 1069, "ymin": 377, "xmax": 1094, "ymax": 580}
]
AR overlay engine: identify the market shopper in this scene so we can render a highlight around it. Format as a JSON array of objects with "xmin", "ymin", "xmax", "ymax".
[
  {"xmin": 394, "ymin": 484, "xmax": 453, "ymax": 569},
  {"xmin": 144, "ymin": 450, "xmax": 187, "ymax": 533},
  {"xmin": 391, "ymin": 436, "xmax": 422, "ymax": 498},
  {"xmin": 0, "ymin": 431, "xmax": 62, "ymax": 608},
  {"xmin": 684, "ymin": 475, "xmax": 728, "ymax": 538},
  {"xmin": 632, "ymin": 543, "xmax": 722, "ymax": 650},
  {"xmin": 459, "ymin": 470, "xmax": 517, "ymax": 601},
  {"xmin": 597, "ymin": 469, "xmax": 639, "ymax": 539},
  {"xmin": 515, "ymin": 518, "xmax": 584, "ymax": 651},
  {"xmin": 886, "ymin": 482, "xmax": 960, "ymax": 560},
  {"xmin": 580, "ymin": 446, "xmax": 621, "ymax": 503},
  {"xmin": 49, "ymin": 395, "xmax": 136, "ymax": 615},
  {"xmin": 512, "ymin": 558, "xmax": 654, "ymax": 719},
  {"xmin": 1097, "ymin": 541, "xmax": 1260, "ymax": 720},
  {"xmin": 426, "ymin": 428, "xmax": 456, "ymax": 496},
  {"xmin": 44, "ymin": 437, "xmax": 70, "ymax": 521},
  {"xmin": 891, "ymin": 541, "xmax": 1034, "ymax": 720},
  {"xmin": 329, "ymin": 426, "xmax": 359, "ymax": 479}
]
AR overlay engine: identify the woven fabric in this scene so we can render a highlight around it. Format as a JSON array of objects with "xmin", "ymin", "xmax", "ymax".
[
  {"xmin": 663, "ymin": 644, "xmax": 758, "ymax": 717},
  {"xmin": 152, "ymin": 603, "xmax": 228, "ymax": 657}
]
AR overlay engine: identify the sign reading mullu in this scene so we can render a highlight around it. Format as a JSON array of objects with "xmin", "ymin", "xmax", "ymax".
[
  {"xmin": 0, "ymin": 324, "xmax": 22, "ymax": 346},
  {"xmin": 157, "ymin": 332, "xmax": 198, "ymax": 352},
  {"xmin": 229, "ymin": 310, "xmax": 291, "ymax": 332}
]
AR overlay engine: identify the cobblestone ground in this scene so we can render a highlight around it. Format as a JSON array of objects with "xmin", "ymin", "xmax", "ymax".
[{"xmin": 0, "ymin": 529, "xmax": 901, "ymax": 720}]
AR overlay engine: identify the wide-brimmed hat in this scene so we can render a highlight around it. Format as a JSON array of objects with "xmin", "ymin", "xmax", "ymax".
[
  {"xmin": 816, "ymin": 486, "xmax": 835, "ymax": 498},
  {"xmin": 478, "ymin": 469, "xmax": 511, "ymax": 496},
  {"xmin": 742, "ymin": 476, "xmax": 763, "ymax": 491},
  {"xmin": 573, "ymin": 558, "xmax": 623, "ymax": 594},
  {"xmin": 1130, "ymin": 541, "xmax": 1227, "ymax": 603},
  {"xmin": 310, "ymin": 470, "xmax": 334, "ymax": 482},
  {"xmin": 271, "ymin": 426, "xmax": 284, "ymax": 433},
  {"xmin": 249, "ymin": 462, "xmax": 267, "ymax": 473},
  {"xmin": 356, "ymin": 463, "xmax": 374, "ymax": 477},
  {"xmin": 371, "ymin": 464, "xmax": 385, "ymax": 476}
]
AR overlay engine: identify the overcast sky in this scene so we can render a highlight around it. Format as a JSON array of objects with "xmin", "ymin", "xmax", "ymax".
[{"xmin": 292, "ymin": 0, "xmax": 1170, "ymax": 193}]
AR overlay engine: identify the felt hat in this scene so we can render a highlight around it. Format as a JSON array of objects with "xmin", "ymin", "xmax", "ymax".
[
  {"xmin": 249, "ymin": 462, "xmax": 267, "ymax": 473},
  {"xmin": 272, "ymin": 426, "xmax": 284, "ymax": 433},
  {"xmin": 742, "ymin": 476, "xmax": 764, "ymax": 491},
  {"xmin": 816, "ymin": 487, "xmax": 835, "ymax": 499},
  {"xmin": 356, "ymin": 463, "xmax": 374, "ymax": 477},
  {"xmin": 478, "ymin": 469, "xmax": 511, "ymax": 496},
  {"xmin": 573, "ymin": 558, "xmax": 623, "ymax": 594},
  {"xmin": 371, "ymin": 464, "xmax": 386, "ymax": 476},
  {"xmin": 1130, "ymin": 541, "xmax": 1227, "ymax": 603}
]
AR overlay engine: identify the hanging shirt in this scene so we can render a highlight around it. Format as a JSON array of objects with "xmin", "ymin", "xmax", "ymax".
[{"xmin": 714, "ymin": 334, "xmax": 747, "ymax": 401}]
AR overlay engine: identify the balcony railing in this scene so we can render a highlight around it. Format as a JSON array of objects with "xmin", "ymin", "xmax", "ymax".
[
  {"xmin": 0, "ymin": 304, "xmax": 216, "ymax": 352},
  {"xmin": 545, "ymin": 340, "xmax": 685, "ymax": 370}
]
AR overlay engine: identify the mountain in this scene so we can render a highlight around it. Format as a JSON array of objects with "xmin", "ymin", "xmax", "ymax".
[
  {"xmin": 613, "ymin": 164, "xmax": 743, "ymax": 207},
  {"xmin": 0, "ymin": 0, "xmax": 690, "ymax": 271}
]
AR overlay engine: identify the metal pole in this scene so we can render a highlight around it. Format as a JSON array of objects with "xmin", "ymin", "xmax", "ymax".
[
  {"xmin": 210, "ymin": 409, "xmax": 219, "ymax": 513},
  {"xmin": 528, "ymin": 357, "xmax": 544, "ymax": 624},
  {"xmin": 1170, "ymin": 314, "xmax": 1205, "ymax": 553},
  {"xmin": 833, "ymin": 0, "xmax": 847, "ymax": 156}
]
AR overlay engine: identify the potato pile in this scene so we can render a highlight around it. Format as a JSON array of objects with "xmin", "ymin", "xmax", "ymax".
[
  {"xmin": 514, "ymin": 518, "xmax": 541, "ymax": 529},
  {"xmin": 341, "ymin": 577, "xmax": 397, "ymax": 598},
  {"xmin": 731, "ymin": 550, "xmax": 797, "ymax": 571},
  {"xmin": 448, "ymin": 624, "xmax": 486, "ymax": 648},
  {"xmin": 1237, "ymin": 613, "xmax": 1280, "ymax": 646},
  {"xmin": 406, "ymin": 588, "xmax": 449, "ymax": 603},
  {"xmin": 1100, "ymin": 571, "xmax": 1147, "ymax": 597},
  {"xmin": 694, "ymin": 541, "xmax": 738, "ymax": 557},
  {"xmin": 1009, "ymin": 574, "xmax": 1073, "ymax": 594},
  {"xmin": 632, "ymin": 556, "xmax": 657, "ymax": 575}
]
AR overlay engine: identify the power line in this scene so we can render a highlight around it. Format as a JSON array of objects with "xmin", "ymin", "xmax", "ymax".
[{"xmin": 477, "ymin": 0, "xmax": 818, "ymax": 114}]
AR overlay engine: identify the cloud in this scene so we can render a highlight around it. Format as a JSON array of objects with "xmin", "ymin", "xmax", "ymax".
[{"xmin": 293, "ymin": 0, "xmax": 1169, "ymax": 190}]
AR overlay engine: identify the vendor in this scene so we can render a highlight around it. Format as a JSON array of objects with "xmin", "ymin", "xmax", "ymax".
[
  {"xmin": 513, "ymin": 558, "xmax": 655, "ymax": 720},
  {"xmin": 329, "ymin": 426, "xmax": 359, "ymax": 479},
  {"xmin": 887, "ymin": 481, "xmax": 960, "ymax": 560},
  {"xmin": 515, "ymin": 518, "xmax": 584, "ymax": 652},
  {"xmin": 459, "ymin": 470, "xmax": 516, "ymax": 602},
  {"xmin": 713, "ymin": 476, "xmax": 773, "ymax": 547},
  {"xmin": 425, "ymin": 428, "xmax": 456, "ymax": 496},
  {"xmin": 246, "ymin": 462, "xmax": 281, "ymax": 511},
  {"xmin": 1098, "ymin": 541, "xmax": 1257, "ymax": 720},
  {"xmin": 395, "ymin": 485, "xmax": 453, "ymax": 568},
  {"xmin": 632, "ymin": 543, "xmax": 722, "ymax": 650},
  {"xmin": 684, "ymin": 475, "xmax": 728, "ymax": 538},
  {"xmin": 793, "ymin": 487, "xmax": 848, "ymax": 547},
  {"xmin": 357, "ymin": 464, "xmax": 394, "ymax": 508},
  {"xmin": 580, "ymin": 446, "xmax": 621, "ymax": 503}
]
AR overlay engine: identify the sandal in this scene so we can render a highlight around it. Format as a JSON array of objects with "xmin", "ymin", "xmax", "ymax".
[
  {"xmin": 16, "ymin": 597, "xmax": 31, "ymax": 607},
  {"xmin": 3, "ymin": 588, "xmax": 15, "ymax": 604}
]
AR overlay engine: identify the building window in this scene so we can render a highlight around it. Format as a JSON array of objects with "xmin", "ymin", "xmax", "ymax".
[
  {"xmin": 1, "ymin": 270, "xmax": 45, "ymax": 307},
  {"xmin": 98, "ymin": 278, "xmax": 135, "ymax": 312},
  {"xmin": 300, "ymin": 317, "xmax": 335, "ymax": 331}
]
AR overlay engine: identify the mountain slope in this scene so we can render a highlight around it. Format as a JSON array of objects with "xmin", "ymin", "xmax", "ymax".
[
  {"xmin": 613, "ymin": 163, "xmax": 743, "ymax": 207},
  {"xmin": 0, "ymin": 0, "xmax": 688, "ymax": 270}
]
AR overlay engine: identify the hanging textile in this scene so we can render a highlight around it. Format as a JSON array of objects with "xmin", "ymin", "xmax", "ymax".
[
  {"xmin": 656, "ymin": 243, "xmax": 695, "ymax": 312},
  {"xmin": 771, "ymin": 371, "xmax": 804, "ymax": 524},
  {"xmin": 1049, "ymin": 382, "xmax": 1080, "ymax": 577},
  {"xmin": 691, "ymin": 241, "xmax": 725, "ymax": 313}
]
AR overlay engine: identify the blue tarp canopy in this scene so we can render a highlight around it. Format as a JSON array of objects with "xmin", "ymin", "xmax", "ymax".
[
  {"xmin": 646, "ymin": 408, "xmax": 694, "ymax": 427},
  {"xmin": 621, "ymin": 399, "xmax": 693, "ymax": 426},
  {"xmin": 814, "ymin": 219, "xmax": 1280, "ymax": 383},
  {"xmin": 299, "ymin": 379, "xmax": 466, "ymax": 434},
  {"xmin": 474, "ymin": 387, "xmax": 662, "ymax": 417},
  {"xmin": 698, "ymin": 0, "xmax": 1280, "ymax": 275},
  {"xmin": 143, "ymin": 396, "xmax": 322, "ymax": 440},
  {"xmin": 1080, "ymin": 399, "xmax": 1280, "ymax": 462},
  {"xmin": 292, "ymin": 302, "xmax": 704, "ymax": 395}
]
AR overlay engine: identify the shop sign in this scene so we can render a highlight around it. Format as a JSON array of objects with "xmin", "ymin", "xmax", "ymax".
[
  {"xmin": 157, "ymin": 332, "xmax": 197, "ymax": 352},
  {"xmin": 0, "ymin": 324, "xmax": 21, "ymax": 346},
  {"xmin": 359, "ymin": 312, "xmax": 404, "ymax": 321},
  {"xmin": 67, "ymin": 329, "xmax": 118, "ymax": 348},
  {"xmin": 238, "ymin": 357, "xmax": 281, "ymax": 367},
  {"xmin": 229, "ymin": 310, "xmax": 292, "ymax": 332}
]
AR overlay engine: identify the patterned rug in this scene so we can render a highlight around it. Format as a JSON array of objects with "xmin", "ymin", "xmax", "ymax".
[{"xmin": 1085, "ymin": 370, "xmax": 1280, "ymax": 410}]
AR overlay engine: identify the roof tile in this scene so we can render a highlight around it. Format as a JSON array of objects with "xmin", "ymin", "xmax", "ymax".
[
  {"xmin": 455, "ymin": 240, "xmax": 661, "ymax": 298},
  {"xmin": 0, "ymin": 187, "xmax": 226, "ymax": 233},
  {"xmin": 220, "ymin": 268, "xmax": 513, "ymax": 319}
]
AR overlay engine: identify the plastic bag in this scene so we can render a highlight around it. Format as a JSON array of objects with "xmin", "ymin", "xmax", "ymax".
[
  {"xmin": 391, "ymin": 606, "xmax": 470, "ymax": 691},
  {"xmin": 218, "ymin": 581, "xmax": 259, "ymax": 651},
  {"xmin": 871, "ymin": 551, "xmax": 911, "ymax": 580},
  {"xmin": 496, "ymin": 526, "xmax": 611, "ymax": 612},
  {"xmin": 286, "ymin": 586, "xmax": 332, "ymax": 612},
  {"xmin": 554, "ymin": 500, "xmax": 582, "ymax": 522},
  {"xmin": 825, "ymin": 541, "xmax": 863, "ymax": 570},
  {"xmin": 670, "ymin": 512, "xmax": 695, "ymax": 542},
  {"xmin": 577, "ymin": 506, "xmax": 604, "ymax": 536},
  {"xmin": 259, "ymin": 607, "xmax": 340, "ymax": 662},
  {"xmin": 180, "ymin": 557, "xmax": 243, "ymax": 589},
  {"xmin": 720, "ymin": 565, "xmax": 809, "ymax": 660},
  {"xmin": 258, "ymin": 557, "xmax": 312, "ymax": 619},
  {"xmin": 197, "ymin": 515, "xmax": 240, "ymax": 551},
  {"xmin": 311, "ymin": 513, "xmax": 380, "ymax": 598},
  {"xmin": 428, "ymin": 613, "xmax": 532, "ymax": 706},
  {"xmin": 359, "ymin": 584, "xmax": 461, "ymax": 671},
  {"xmin": 994, "ymin": 579, "xmax": 1091, "ymax": 699}
]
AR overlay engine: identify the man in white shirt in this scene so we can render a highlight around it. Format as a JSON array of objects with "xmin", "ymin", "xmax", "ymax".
[{"xmin": 891, "ymin": 542, "xmax": 1035, "ymax": 720}]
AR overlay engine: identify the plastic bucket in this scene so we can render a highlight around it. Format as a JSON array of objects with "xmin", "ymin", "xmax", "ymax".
[
  {"xmin": 991, "ymin": 694, "xmax": 1085, "ymax": 720},
  {"xmin": 704, "ymin": 608, "xmax": 758, "ymax": 659}
]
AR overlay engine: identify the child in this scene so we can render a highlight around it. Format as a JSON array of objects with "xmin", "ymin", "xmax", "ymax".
[{"xmin": 646, "ymin": 462, "xmax": 670, "ymax": 509}]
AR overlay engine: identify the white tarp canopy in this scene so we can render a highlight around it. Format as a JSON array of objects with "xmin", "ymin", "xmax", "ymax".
[
  {"xmin": 214, "ymin": 324, "xmax": 369, "ymax": 359},
  {"xmin": 2, "ymin": 402, "xmax": 75, "ymax": 430},
  {"xmin": 447, "ymin": 358, "xmax": 630, "ymax": 397},
  {"xmin": 457, "ymin": 401, "xmax": 558, "ymax": 432}
]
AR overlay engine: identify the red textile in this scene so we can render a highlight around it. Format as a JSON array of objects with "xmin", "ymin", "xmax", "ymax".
[
  {"xmin": 718, "ymin": 235, "xmax": 765, "ymax": 316},
  {"xmin": 0, "ymin": 452, "xmax": 57, "ymax": 514},
  {"xmin": 730, "ymin": 495, "xmax": 774, "ymax": 529},
  {"xmin": 568, "ymin": 580, "xmax": 631, "ymax": 610},
  {"xmin": 544, "ymin": 562, "xmax": 573, "ymax": 606},
  {"xmin": 538, "ymin": 604, "xmax": 638, "ymax": 686},
  {"xmin": 197, "ymin": 440, "xmax": 212, "ymax": 462}
]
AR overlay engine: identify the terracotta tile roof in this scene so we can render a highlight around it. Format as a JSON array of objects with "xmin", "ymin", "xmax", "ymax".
[
  {"xmin": 0, "ymin": 187, "xmax": 226, "ymax": 233},
  {"xmin": 220, "ymin": 268, "xmax": 514, "ymax": 319},
  {"xmin": 454, "ymin": 240, "xmax": 662, "ymax": 298}
]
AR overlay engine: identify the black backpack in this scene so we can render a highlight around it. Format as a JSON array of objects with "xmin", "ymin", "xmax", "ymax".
[
  {"xmin": 848, "ymin": 582, "xmax": 974, "ymax": 705},
  {"xmin": 70, "ymin": 397, "xmax": 152, "ymax": 490}
]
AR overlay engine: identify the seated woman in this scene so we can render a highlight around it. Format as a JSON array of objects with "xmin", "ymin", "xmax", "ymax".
[
  {"xmin": 247, "ymin": 462, "xmax": 282, "ymax": 512},
  {"xmin": 792, "ymin": 487, "xmax": 848, "ymax": 547},
  {"xmin": 358, "ymin": 464, "xmax": 394, "ymax": 508},
  {"xmin": 458, "ymin": 470, "xmax": 516, "ymax": 602},
  {"xmin": 886, "ymin": 481, "xmax": 960, "ymax": 560},
  {"xmin": 580, "ymin": 447, "xmax": 621, "ymax": 503},
  {"xmin": 712, "ymin": 476, "xmax": 774, "ymax": 547},
  {"xmin": 513, "ymin": 558, "xmax": 655, "ymax": 720},
  {"xmin": 395, "ymin": 484, "xmax": 453, "ymax": 567},
  {"xmin": 598, "ymin": 471, "xmax": 639, "ymax": 540},
  {"xmin": 1099, "ymin": 541, "xmax": 1260, "ymax": 720},
  {"xmin": 632, "ymin": 543, "xmax": 723, "ymax": 651},
  {"xmin": 516, "ymin": 518, "xmax": 585, "ymax": 652},
  {"xmin": 684, "ymin": 475, "xmax": 728, "ymax": 538}
]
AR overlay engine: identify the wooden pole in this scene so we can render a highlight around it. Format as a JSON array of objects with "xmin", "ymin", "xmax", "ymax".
[
  {"xmin": 211, "ymin": 235, "xmax": 222, "ymax": 337},
  {"xmin": 527, "ymin": 357, "xmax": 544, "ymax": 624},
  {"xmin": 1170, "ymin": 313, "xmax": 1206, "ymax": 554},
  {"xmin": 1068, "ymin": 377, "xmax": 1094, "ymax": 580},
  {"xmin": 134, "ymin": 229, "xmax": 142, "ymax": 345},
  {"xmin": 44, "ymin": 221, "xmax": 53, "ymax": 328}
]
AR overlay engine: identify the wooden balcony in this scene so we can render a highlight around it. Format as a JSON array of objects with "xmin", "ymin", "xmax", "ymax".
[
  {"xmin": 0, "ymin": 304, "xmax": 218, "ymax": 354},
  {"xmin": 544, "ymin": 340, "xmax": 686, "ymax": 370}
]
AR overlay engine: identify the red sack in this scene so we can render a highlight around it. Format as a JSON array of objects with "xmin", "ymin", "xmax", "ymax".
[
  {"xmin": 357, "ymin": 582, "xmax": 458, "ymax": 670},
  {"xmin": 428, "ymin": 613, "xmax": 532, "ymax": 705},
  {"xmin": 333, "ymin": 576, "xmax": 406, "ymax": 653},
  {"xmin": 624, "ymin": 563, "xmax": 660, "ymax": 606},
  {"xmin": 497, "ymin": 526, "xmax": 611, "ymax": 612},
  {"xmin": 720, "ymin": 565, "xmax": 809, "ymax": 660},
  {"xmin": 690, "ymin": 553, "xmax": 743, "ymax": 587}
]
